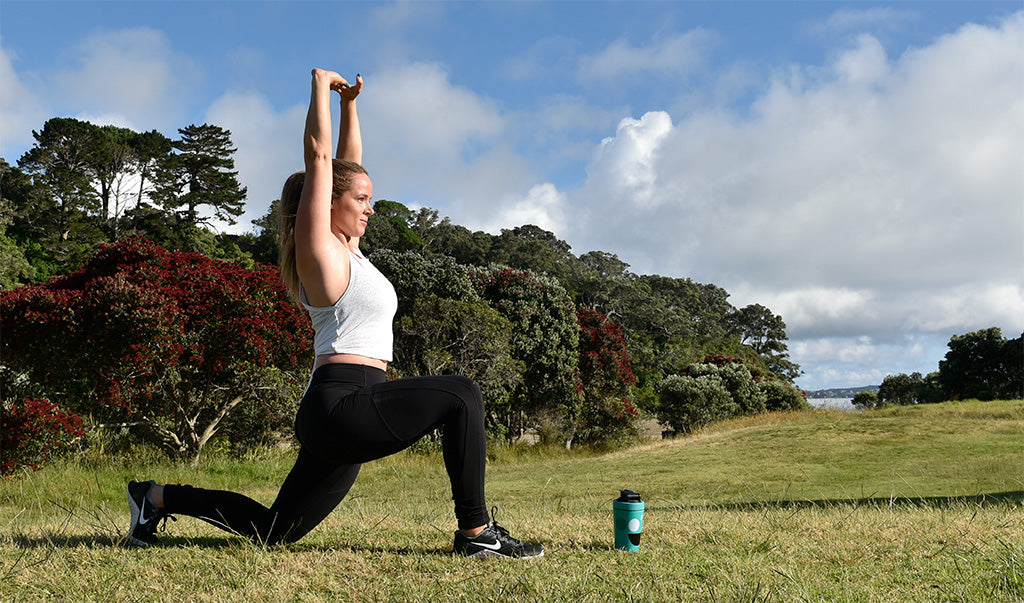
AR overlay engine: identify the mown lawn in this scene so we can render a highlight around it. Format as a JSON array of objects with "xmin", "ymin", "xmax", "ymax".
[{"xmin": 2, "ymin": 400, "xmax": 1022, "ymax": 602}]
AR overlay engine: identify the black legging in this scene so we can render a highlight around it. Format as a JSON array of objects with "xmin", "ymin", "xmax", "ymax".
[{"xmin": 162, "ymin": 364, "xmax": 490, "ymax": 544}]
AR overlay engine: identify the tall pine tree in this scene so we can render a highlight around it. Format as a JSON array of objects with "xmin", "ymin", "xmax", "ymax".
[{"xmin": 152, "ymin": 124, "xmax": 247, "ymax": 226}]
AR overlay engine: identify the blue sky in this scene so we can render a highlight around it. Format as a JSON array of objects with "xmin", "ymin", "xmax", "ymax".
[{"xmin": 2, "ymin": 1, "xmax": 1022, "ymax": 391}]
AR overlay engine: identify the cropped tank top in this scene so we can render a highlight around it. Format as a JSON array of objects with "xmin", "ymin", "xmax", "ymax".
[{"xmin": 299, "ymin": 251, "xmax": 398, "ymax": 362}]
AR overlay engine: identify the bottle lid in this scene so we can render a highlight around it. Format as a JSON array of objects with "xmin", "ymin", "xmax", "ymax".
[{"xmin": 617, "ymin": 489, "xmax": 642, "ymax": 502}]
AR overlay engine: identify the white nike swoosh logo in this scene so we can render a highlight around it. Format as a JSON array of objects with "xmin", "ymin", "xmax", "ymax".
[
  {"xmin": 475, "ymin": 540, "xmax": 502, "ymax": 551},
  {"xmin": 137, "ymin": 499, "xmax": 151, "ymax": 525}
]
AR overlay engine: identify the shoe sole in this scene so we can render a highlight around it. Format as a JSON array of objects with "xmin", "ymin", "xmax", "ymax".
[
  {"xmin": 461, "ymin": 548, "xmax": 545, "ymax": 560},
  {"xmin": 125, "ymin": 482, "xmax": 149, "ymax": 547}
]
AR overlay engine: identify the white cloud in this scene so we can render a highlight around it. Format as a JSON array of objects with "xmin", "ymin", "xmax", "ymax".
[
  {"xmin": 570, "ymin": 13, "xmax": 1024, "ymax": 286},
  {"xmin": 562, "ymin": 12, "xmax": 1024, "ymax": 388},
  {"xmin": 792, "ymin": 332, "xmax": 941, "ymax": 391},
  {"xmin": 366, "ymin": 62, "xmax": 502, "ymax": 160},
  {"xmin": 205, "ymin": 62, "xmax": 537, "ymax": 235},
  {"xmin": 901, "ymin": 283, "xmax": 1024, "ymax": 333},
  {"xmin": 358, "ymin": 62, "xmax": 536, "ymax": 222},
  {"xmin": 475, "ymin": 183, "xmax": 568, "ymax": 235},
  {"xmin": 577, "ymin": 29, "xmax": 717, "ymax": 86},
  {"xmin": 54, "ymin": 28, "xmax": 201, "ymax": 133},
  {"xmin": 205, "ymin": 91, "xmax": 306, "ymax": 233},
  {"xmin": 0, "ymin": 44, "xmax": 46, "ymax": 158},
  {"xmin": 588, "ymin": 111, "xmax": 674, "ymax": 210},
  {"xmin": 809, "ymin": 7, "xmax": 918, "ymax": 37},
  {"xmin": 731, "ymin": 286, "xmax": 881, "ymax": 338}
]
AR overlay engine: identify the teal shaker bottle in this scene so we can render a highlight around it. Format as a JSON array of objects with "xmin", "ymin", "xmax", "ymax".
[{"xmin": 613, "ymin": 489, "xmax": 644, "ymax": 551}]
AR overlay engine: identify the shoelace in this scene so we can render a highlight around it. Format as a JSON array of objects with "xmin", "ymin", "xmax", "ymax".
[
  {"xmin": 157, "ymin": 512, "xmax": 177, "ymax": 533},
  {"xmin": 489, "ymin": 521, "xmax": 519, "ymax": 544},
  {"xmin": 487, "ymin": 507, "xmax": 522, "ymax": 545},
  {"xmin": 141, "ymin": 508, "xmax": 176, "ymax": 536}
]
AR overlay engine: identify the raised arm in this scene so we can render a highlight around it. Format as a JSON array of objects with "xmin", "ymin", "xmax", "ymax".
[
  {"xmin": 294, "ymin": 68, "xmax": 351, "ymax": 307},
  {"xmin": 336, "ymin": 74, "xmax": 363, "ymax": 163}
]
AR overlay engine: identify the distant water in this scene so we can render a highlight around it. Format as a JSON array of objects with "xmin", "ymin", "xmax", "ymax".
[{"xmin": 809, "ymin": 398, "xmax": 857, "ymax": 412}]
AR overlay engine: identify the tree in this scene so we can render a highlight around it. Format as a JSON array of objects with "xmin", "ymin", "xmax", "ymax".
[
  {"xmin": 851, "ymin": 390, "xmax": 880, "ymax": 409},
  {"xmin": 128, "ymin": 129, "xmax": 174, "ymax": 209},
  {"xmin": 87, "ymin": 124, "xmax": 138, "ymax": 237},
  {"xmin": 368, "ymin": 249, "xmax": 477, "ymax": 318},
  {"xmin": 572, "ymin": 250, "xmax": 633, "ymax": 309},
  {"xmin": 17, "ymin": 118, "xmax": 144, "ymax": 239},
  {"xmin": 878, "ymin": 373, "xmax": 919, "ymax": 405},
  {"xmin": 1, "ymin": 397, "xmax": 85, "ymax": 476},
  {"xmin": 248, "ymin": 198, "xmax": 281, "ymax": 266},
  {"xmin": 17, "ymin": 118, "xmax": 98, "ymax": 219},
  {"xmin": 412, "ymin": 209, "xmax": 492, "ymax": 266},
  {"xmin": 16, "ymin": 118, "xmax": 108, "ymax": 270},
  {"xmin": 727, "ymin": 303, "xmax": 801, "ymax": 380},
  {"xmin": 0, "ymin": 165, "xmax": 37, "ymax": 288},
  {"xmin": 1, "ymin": 238, "xmax": 311, "ymax": 459},
  {"xmin": 151, "ymin": 124, "xmax": 247, "ymax": 226},
  {"xmin": 471, "ymin": 266, "xmax": 582, "ymax": 443},
  {"xmin": 938, "ymin": 328, "xmax": 1023, "ymax": 401},
  {"xmin": 487, "ymin": 225, "xmax": 580, "ymax": 284},
  {"xmin": 361, "ymin": 200, "xmax": 422, "ymax": 253},
  {"xmin": 368, "ymin": 249, "xmax": 525, "ymax": 440},
  {"xmin": 574, "ymin": 307, "xmax": 640, "ymax": 446},
  {"xmin": 656, "ymin": 355, "xmax": 805, "ymax": 435},
  {"xmin": 759, "ymin": 380, "xmax": 809, "ymax": 412}
]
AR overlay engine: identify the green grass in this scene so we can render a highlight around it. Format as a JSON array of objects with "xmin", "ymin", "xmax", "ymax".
[{"xmin": 2, "ymin": 400, "xmax": 1022, "ymax": 602}]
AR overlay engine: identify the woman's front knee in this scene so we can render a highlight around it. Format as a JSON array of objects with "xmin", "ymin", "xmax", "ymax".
[{"xmin": 449, "ymin": 376, "xmax": 484, "ymax": 413}]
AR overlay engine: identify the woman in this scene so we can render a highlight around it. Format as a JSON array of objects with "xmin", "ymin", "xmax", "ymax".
[{"xmin": 126, "ymin": 68, "xmax": 543, "ymax": 559}]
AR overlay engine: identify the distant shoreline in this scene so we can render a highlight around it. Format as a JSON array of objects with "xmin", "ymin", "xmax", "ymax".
[
  {"xmin": 803, "ymin": 385, "xmax": 878, "ymax": 399},
  {"xmin": 809, "ymin": 398, "xmax": 857, "ymax": 412}
]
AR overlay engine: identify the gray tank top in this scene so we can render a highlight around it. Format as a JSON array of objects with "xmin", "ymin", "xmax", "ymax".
[{"xmin": 299, "ymin": 251, "xmax": 398, "ymax": 362}]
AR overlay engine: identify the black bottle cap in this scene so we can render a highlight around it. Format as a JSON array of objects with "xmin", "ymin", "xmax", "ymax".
[{"xmin": 617, "ymin": 489, "xmax": 641, "ymax": 502}]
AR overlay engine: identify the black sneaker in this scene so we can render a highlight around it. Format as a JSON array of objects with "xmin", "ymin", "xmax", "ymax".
[
  {"xmin": 126, "ymin": 480, "xmax": 170, "ymax": 547},
  {"xmin": 453, "ymin": 521, "xmax": 544, "ymax": 559}
]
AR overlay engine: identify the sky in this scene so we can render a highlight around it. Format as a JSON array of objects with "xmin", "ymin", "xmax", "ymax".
[{"xmin": 2, "ymin": 1, "xmax": 1022, "ymax": 392}]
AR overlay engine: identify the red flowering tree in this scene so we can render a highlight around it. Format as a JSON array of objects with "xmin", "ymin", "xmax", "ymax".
[
  {"xmin": 1, "ymin": 238, "xmax": 312, "ymax": 459},
  {"xmin": 574, "ymin": 307, "xmax": 639, "ymax": 446},
  {"xmin": 1, "ymin": 398, "xmax": 85, "ymax": 477}
]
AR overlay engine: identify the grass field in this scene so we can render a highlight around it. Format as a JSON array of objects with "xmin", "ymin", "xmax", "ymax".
[{"xmin": 2, "ymin": 400, "xmax": 1022, "ymax": 602}]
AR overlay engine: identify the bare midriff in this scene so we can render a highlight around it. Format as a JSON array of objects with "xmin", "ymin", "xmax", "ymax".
[{"xmin": 314, "ymin": 353, "xmax": 387, "ymax": 372}]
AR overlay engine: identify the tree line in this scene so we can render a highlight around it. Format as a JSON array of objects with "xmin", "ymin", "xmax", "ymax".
[
  {"xmin": 853, "ymin": 327, "xmax": 1023, "ymax": 408},
  {"xmin": 2, "ymin": 116, "xmax": 806, "ymax": 470},
  {"xmin": 1, "ymin": 117, "xmax": 248, "ymax": 286}
]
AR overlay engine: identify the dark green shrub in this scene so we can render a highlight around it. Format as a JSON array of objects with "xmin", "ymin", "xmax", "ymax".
[
  {"xmin": 851, "ymin": 390, "xmax": 880, "ymax": 409},
  {"xmin": 658, "ymin": 374, "xmax": 738, "ymax": 434},
  {"xmin": 760, "ymin": 380, "xmax": 810, "ymax": 411}
]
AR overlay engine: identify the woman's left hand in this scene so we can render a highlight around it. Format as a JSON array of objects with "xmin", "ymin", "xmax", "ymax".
[{"xmin": 337, "ymin": 74, "xmax": 363, "ymax": 102}]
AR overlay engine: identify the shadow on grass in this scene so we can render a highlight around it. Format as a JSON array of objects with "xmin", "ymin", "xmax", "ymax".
[
  {"xmin": 678, "ymin": 490, "xmax": 1024, "ymax": 512},
  {"xmin": 7, "ymin": 531, "xmax": 457, "ymax": 556},
  {"xmin": 8, "ymin": 533, "xmax": 247, "ymax": 550}
]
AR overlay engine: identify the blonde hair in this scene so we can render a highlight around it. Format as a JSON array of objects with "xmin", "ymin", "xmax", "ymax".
[{"xmin": 278, "ymin": 159, "xmax": 369, "ymax": 299}]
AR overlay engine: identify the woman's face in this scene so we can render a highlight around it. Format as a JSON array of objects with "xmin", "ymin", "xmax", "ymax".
[{"xmin": 331, "ymin": 173, "xmax": 374, "ymax": 238}]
